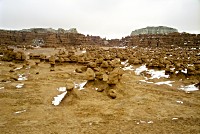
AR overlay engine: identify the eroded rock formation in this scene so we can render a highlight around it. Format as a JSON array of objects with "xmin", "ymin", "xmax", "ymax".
[{"xmin": 131, "ymin": 26, "xmax": 178, "ymax": 35}]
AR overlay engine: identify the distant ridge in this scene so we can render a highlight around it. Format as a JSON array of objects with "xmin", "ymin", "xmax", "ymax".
[{"xmin": 131, "ymin": 26, "xmax": 178, "ymax": 36}]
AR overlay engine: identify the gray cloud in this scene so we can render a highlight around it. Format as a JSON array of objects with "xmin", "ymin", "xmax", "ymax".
[{"xmin": 0, "ymin": 0, "xmax": 199, "ymax": 39}]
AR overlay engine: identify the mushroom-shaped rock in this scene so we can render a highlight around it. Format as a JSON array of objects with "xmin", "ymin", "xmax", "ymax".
[
  {"xmin": 49, "ymin": 56, "xmax": 56, "ymax": 64},
  {"xmin": 107, "ymin": 67, "xmax": 123, "ymax": 85},
  {"xmin": 88, "ymin": 62, "xmax": 97, "ymax": 68},
  {"xmin": 108, "ymin": 89, "xmax": 117, "ymax": 99},
  {"xmin": 100, "ymin": 61, "xmax": 109, "ymax": 68},
  {"xmin": 66, "ymin": 79, "xmax": 74, "ymax": 91},
  {"xmin": 85, "ymin": 68, "xmax": 95, "ymax": 81}
]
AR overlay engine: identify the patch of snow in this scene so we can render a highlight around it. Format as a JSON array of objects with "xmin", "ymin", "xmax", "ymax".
[
  {"xmin": 155, "ymin": 81, "xmax": 175, "ymax": 87},
  {"xmin": 123, "ymin": 65, "xmax": 134, "ymax": 71},
  {"xmin": 179, "ymin": 84, "xmax": 199, "ymax": 92},
  {"xmin": 135, "ymin": 65, "xmax": 148, "ymax": 75},
  {"xmin": 18, "ymin": 74, "xmax": 28, "ymax": 81},
  {"xmin": 175, "ymin": 71, "xmax": 179, "ymax": 74},
  {"xmin": 16, "ymin": 83, "xmax": 24, "ymax": 89},
  {"xmin": 147, "ymin": 70, "xmax": 169, "ymax": 79},
  {"xmin": 121, "ymin": 60, "xmax": 128, "ymax": 66},
  {"xmin": 57, "ymin": 87, "xmax": 66, "ymax": 92},
  {"xmin": 140, "ymin": 120, "xmax": 146, "ymax": 124},
  {"xmin": 132, "ymin": 46, "xmax": 138, "ymax": 49},
  {"xmin": 14, "ymin": 67, "xmax": 23, "ymax": 71},
  {"xmin": 135, "ymin": 65, "xmax": 169, "ymax": 79},
  {"xmin": 0, "ymin": 87, "xmax": 5, "ymax": 90},
  {"xmin": 170, "ymin": 68, "xmax": 175, "ymax": 71},
  {"xmin": 181, "ymin": 69, "xmax": 187, "ymax": 74},
  {"xmin": 25, "ymin": 66, "xmax": 31, "ymax": 70},
  {"xmin": 187, "ymin": 64, "xmax": 194, "ymax": 66},
  {"xmin": 176, "ymin": 101, "xmax": 183, "ymax": 104},
  {"xmin": 172, "ymin": 118, "xmax": 178, "ymax": 120},
  {"xmin": 115, "ymin": 46, "xmax": 126, "ymax": 49},
  {"xmin": 81, "ymin": 50, "xmax": 86, "ymax": 54},
  {"xmin": 52, "ymin": 91, "xmax": 67, "ymax": 106},
  {"xmin": 75, "ymin": 81, "xmax": 87, "ymax": 90},
  {"xmin": 139, "ymin": 80, "xmax": 154, "ymax": 84},
  {"xmin": 15, "ymin": 110, "xmax": 26, "ymax": 114},
  {"xmin": 147, "ymin": 121, "xmax": 153, "ymax": 124}
]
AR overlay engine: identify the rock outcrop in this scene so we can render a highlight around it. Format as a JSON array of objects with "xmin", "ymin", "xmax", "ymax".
[
  {"xmin": 0, "ymin": 28, "xmax": 106, "ymax": 47},
  {"xmin": 131, "ymin": 26, "xmax": 178, "ymax": 36}
]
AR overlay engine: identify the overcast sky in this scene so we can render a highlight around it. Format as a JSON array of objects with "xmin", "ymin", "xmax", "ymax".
[{"xmin": 0, "ymin": 0, "xmax": 200, "ymax": 39}]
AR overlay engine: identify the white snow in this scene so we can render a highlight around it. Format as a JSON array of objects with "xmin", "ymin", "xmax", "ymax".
[
  {"xmin": 18, "ymin": 74, "xmax": 28, "ymax": 81},
  {"xmin": 15, "ymin": 110, "xmax": 26, "ymax": 114},
  {"xmin": 147, "ymin": 121, "xmax": 153, "ymax": 124},
  {"xmin": 187, "ymin": 64, "xmax": 194, "ymax": 67},
  {"xmin": 172, "ymin": 118, "xmax": 178, "ymax": 120},
  {"xmin": 121, "ymin": 60, "xmax": 128, "ymax": 66},
  {"xmin": 0, "ymin": 87, "xmax": 4, "ymax": 90},
  {"xmin": 132, "ymin": 46, "xmax": 138, "ymax": 49},
  {"xmin": 14, "ymin": 67, "xmax": 23, "ymax": 71},
  {"xmin": 57, "ymin": 87, "xmax": 66, "ymax": 92},
  {"xmin": 135, "ymin": 65, "xmax": 148, "ymax": 75},
  {"xmin": 74, "ymin": 81, "xmax": 87, "ymax": 90},
  {"xmin": 81, "ymin": 50, "xmax": 86, "ymax": 53},
  {"xmin": 155, "ymin": 81, "xmax": 175, "ymax": 87},
  {"xmin": 176, "ymin": 101, "xmax": 183, "ymax": 104},
  {"xmin": 79, "ymin": 81, "xmax": 87, "ymax": 90},
  {"xmin": 147, "ymin": 70, "xmax": 169, "ymax": 79},
  {"xmin": 179, "ymin": 84, "xmax": 199, "ymax": 92},
  {"xmin": 181, "ymin": 69, "xmax": 187, "ymax": 74},
  {"xmin": 170, "ymin": 68, "xmax": 175, "ymax": 71},
  {"xmin": 52, "ymin": 91, "xmax": 67, "ymax": 106},
  {"xmin": 135, "ymin": 65, "xmax": 169, "ymax": 79},
  {"xmin": 16, "ymin": 83, "xmax": 24, "ymax": 89},
  {"xmin": 139, "ymin": 80, "xmax": 154, "ymax": 84},
  {"xmin": 123, "ymin": 65, "xmax": 134, "ymax": 71},
  {"xmin": 175, "ymin": 71, "xmax": 179, "ymax": 74}
]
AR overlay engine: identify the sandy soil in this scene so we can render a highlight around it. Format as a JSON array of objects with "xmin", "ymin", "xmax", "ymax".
[{"xmin": 0, "ymin": 49, "xmax": 200, "ymax": 134}]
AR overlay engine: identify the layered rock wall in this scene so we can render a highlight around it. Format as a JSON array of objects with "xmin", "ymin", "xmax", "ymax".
[
  {"xmin": 131, "ymin": 26, "xmax": 178, "ymax": 36},
  {"xmin": 122, "ymin": 33, "xmax": 200, "ymax": 48},
  {"xmin": 0, "ymin": 28, "xmax": 105, "ymax": 47}
]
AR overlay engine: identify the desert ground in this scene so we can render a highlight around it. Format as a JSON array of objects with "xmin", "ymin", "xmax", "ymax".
[{"xmin": 0, "ymin": 47, "xmax": 200, "ymax": 134}]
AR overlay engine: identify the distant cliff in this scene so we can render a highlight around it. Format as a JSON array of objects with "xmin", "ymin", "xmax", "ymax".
[
  {"xmin": 131, "ymin": 26, "xmax": 178, "ymax": 36},
  {"xmin": 0, "ymin": 28, "xmax": 106, "ymax": 47}
]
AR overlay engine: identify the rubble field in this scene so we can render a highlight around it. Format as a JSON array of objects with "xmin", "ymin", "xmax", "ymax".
[{"xmin": 0, "ymin": 46, "xmax": 200, "ymax": 134}]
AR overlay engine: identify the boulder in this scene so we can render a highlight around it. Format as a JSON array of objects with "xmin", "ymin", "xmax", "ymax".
[
  {"xmin": 85, "ymin": 68, "xmax": 95, "ymax": 81},
  {"xmin": 107, "ymin": 67, "xmax": 123, "ymax": 85},
  {"xmin": 108, "ymin": 89, "xmax": 117, "ymax": 99},
  {"xmin": 66, "ymin": 79, "xmax": 74, "ymax": 91}
]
